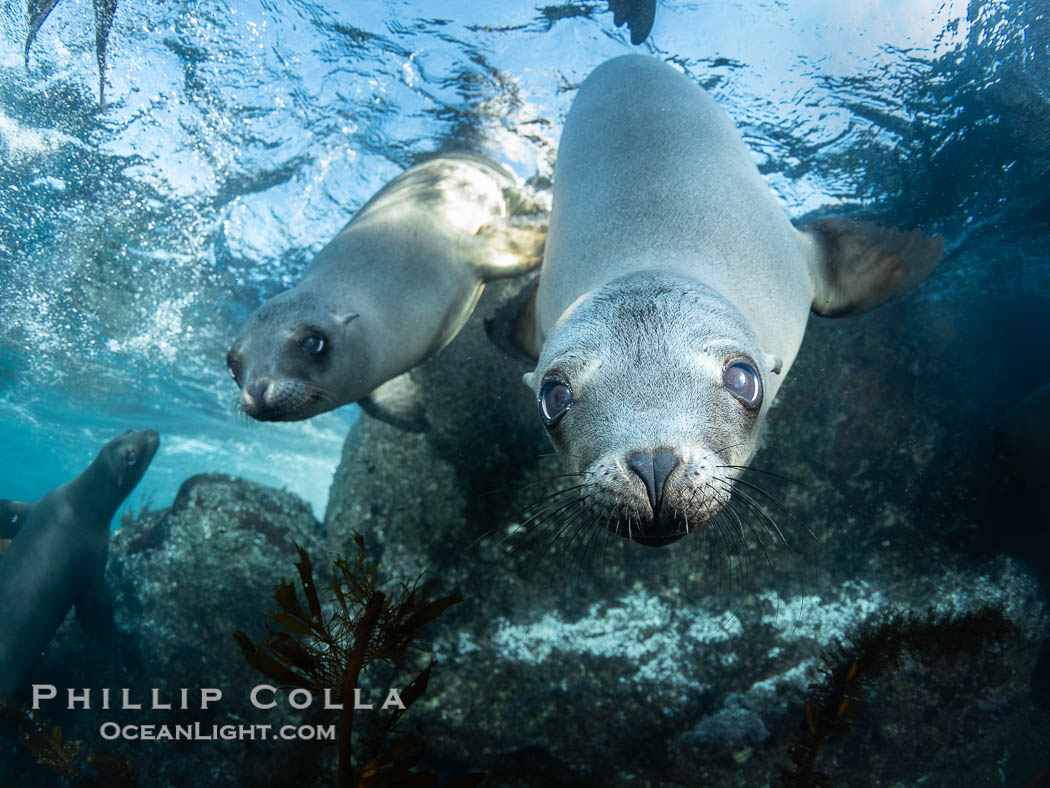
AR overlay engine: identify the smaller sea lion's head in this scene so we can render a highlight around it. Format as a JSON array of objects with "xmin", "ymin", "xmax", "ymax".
[
  {"xmin": 226, "ymin": 291, "xmax": 365, "ymax": 421},
  {"xmin": 101, "ymin": 429, "xmax": 160, "ymax": 492},
  {"xmin": 525, "ymin": 272, "xmax": 780, "ymax": 547}
]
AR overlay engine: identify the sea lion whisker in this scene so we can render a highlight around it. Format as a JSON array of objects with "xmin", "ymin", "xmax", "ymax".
[
  {"xmin": 600, "ymin": 524, "xmax": 613, "ymax": 579},
  {"xmin": 719, "ymin": 480, "xmax": 791, "ymax": 552},
  {"xmin": 721, "ymin": 507, "xmax": 757, "ymax": 589},
  {"xmin": 520, "ymin": 492, "xmax": 597, "ymax": 544},
  {"xmin": 511, "ymin": 472, "xmax": 592, "ymax": 494},
  {"xmin": 708, "ymin": 440, "xmax": 751, "ymax": 462},
  {"xmin": 478, "ymin": 471, "xmax": 591, "ymax": 502},
  {"xmin": 722, "ymin": 497, "xmax": 777, "ymax": 576},
  {"xmin": 468, "ymin": 483, "xmax": 595, "ymax": 552},
  {"xmin": 510, "ymin": 482, "xmax": 596, "ymax": 524},
  {"xmin": 717, "ymin": 464, "xmax": 802, "ymax": 486},
  {"xmin": 704, "ymin": 482, "xmax": 749, "ymax": 594},
  {"xmin": 713, "ymin": 496, "xmax": 764, "ymax": 586},
  {"xmin": 569, "ymin": 517, "xmax": 606, "ymax": 588},
  {"xmin": 724, "ymin": 475, "xmax": 809, "ymax": 535},
  {"xmin": 492, "ymin": 492, "xmax": 590, "ymax": 555},
  {"xmin": 532, "ymin": 503, "xmax": 592, "ymax": 580}
]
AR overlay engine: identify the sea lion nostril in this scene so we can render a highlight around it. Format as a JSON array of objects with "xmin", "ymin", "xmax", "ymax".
[
  {"xmin": 245, "ymin": 380, "xmax": 269, "ymax": 406},
  {"xmin": 627, "ymin": 450, "xmax": 679, "ymax": 515}
]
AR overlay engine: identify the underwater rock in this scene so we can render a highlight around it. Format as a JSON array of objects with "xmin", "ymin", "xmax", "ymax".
[{"xmin": 324, "ymin": 277, "xmax": 1050, "ymax": 786}]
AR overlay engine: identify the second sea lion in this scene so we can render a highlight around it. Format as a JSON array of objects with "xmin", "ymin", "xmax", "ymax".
[{"xmin": 227, "ymin": 153, "xmax": 547, "ymax": 430}]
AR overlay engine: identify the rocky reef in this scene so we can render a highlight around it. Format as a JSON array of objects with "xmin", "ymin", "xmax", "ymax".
[{"xmin": 3, "ymin": 277, "xmax": 1049, "ymax": 787}]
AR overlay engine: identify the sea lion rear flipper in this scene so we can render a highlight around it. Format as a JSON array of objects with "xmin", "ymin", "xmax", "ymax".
[
  {"xmin": 76, "ymin": 574, "xmax": 115, "ymax": 641},
  {"xmin": 0, "ymin": 500, "xmax": 32, "ymax": 538},
  {"xmin": 802, "ymin": 217, "xmax": 945, "ymax": 317},
  {"xmin": 473, "ymin": 213, "xmax": 549, "ymax": 281},
  {"xmin": 359, "ymin": 374, "xmax": 429, "ymax": 432}
]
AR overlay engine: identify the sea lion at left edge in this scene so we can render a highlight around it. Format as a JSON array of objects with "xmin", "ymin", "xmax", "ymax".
[
  {"xmin": 515, "ymin": 55, "xmax": 944, "ymax": 547},
  {"xmin": 0, "ymin": 429, "xmax": 160, "ymax": 697},
  {"xmin": 226, "ymin": 153, "xmax": 548, "ymax": 431}
]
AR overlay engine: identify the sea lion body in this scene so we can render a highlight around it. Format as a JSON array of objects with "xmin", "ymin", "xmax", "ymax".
[
  {"xmin": 228, "ymin": 153, "xmax": 547, "ymax": 428},
  {"xmin": 0, "ymin": 429, "xmax": 159, "ymax": 696},
  {"xmin": 522, "ymin": 56, "xmax": 942, "ymax": 546}
]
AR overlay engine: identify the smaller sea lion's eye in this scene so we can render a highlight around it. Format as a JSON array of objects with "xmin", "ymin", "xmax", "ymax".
[
  {"xmin": 300, "ymin": 333, "xmax": 326, "ymax": 356},
  {"xmin": 539, "ymin": 377, "xmax": 573, "ymax": 427},
  {"xmin": 126, "ymin": 450, "xmax": 138, "ymax": 466},
  {"xmin": 723, "ymin": 360, "xmax": 762, "ymax": 409},
  {"xmin": 226, "ymin": 357, "xmax": 241, "ymax": 382}
]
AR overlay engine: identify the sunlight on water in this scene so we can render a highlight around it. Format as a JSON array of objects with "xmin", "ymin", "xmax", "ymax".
[{"xmin": 0, "ymin": 0, "xmax": 1046, "ymax": 522}]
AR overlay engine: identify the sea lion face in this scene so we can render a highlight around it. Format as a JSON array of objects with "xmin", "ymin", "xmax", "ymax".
[
  {"xmin": 226, "ymin": 291, "xmax": 364, "ymax": 421},
  {"xmin": 102, "ymin": 429, "xmax": 160, "ymax": 491},
  {"xmin": 526, "ymin": 273, "xmax": 773, "ymax": 547}
]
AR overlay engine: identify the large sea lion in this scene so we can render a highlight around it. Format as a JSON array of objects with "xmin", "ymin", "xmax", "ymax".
[
  {"xmin": 516, "ymin": 55, "xmax": 944, "ymax": 546},
  {"xmin": 0, "ymin": 429, "xmax": 159, "ymax": 696},
  {"xmin": 227, "ymin": 153, "xmax": 547, "ymax": 430}
]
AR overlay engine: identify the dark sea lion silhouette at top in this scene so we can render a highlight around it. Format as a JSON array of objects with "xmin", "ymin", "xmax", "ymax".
[
  {"xmin": 0, "ymin": 429, "xmax": 159, "ymax": 697},
  {"xmin": 227, "ymin": 153, "xmax": 547, "ymax": 431},
  {"xmin": 511, "ymin": 55, "xmax": 944, "ymax": 546},
  {"xmin": 23, "ymin": 0, "xmax": 117, "ymax": 106},
  {"xmin": 608, "ymin": 0, "xmax": 657, "ymax": 44}
]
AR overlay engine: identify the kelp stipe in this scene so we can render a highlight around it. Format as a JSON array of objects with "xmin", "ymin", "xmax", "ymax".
[
  {"xmin": 234, "ymin": 533, "xmax": 482, "ymax": 788},
  {"xmin": 0, "ymin": 691, "xmax": 136, "ymax": 787},
  {"xmin": 778, "ymin": 606, "xmax": 1019, "ymax": 787}
]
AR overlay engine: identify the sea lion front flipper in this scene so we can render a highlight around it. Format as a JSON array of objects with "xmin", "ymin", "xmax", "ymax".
[
  {"xmin": 802, "ymin": 217, "xmax": 945, "ymax": 318},
  {"xmin": 76, "ymin": 574, "xmax": 115, "ymax": 641},
  {"xmin": 473, "ymin": 213, "xmax": 549, "ymax": 281},
  {"xmin": 0, "ymin": 500, "xmax": 32, "ymax": 538},
  {"xmin": 359, "ymin": 374, "xmax": 429, "ymax": 432}
]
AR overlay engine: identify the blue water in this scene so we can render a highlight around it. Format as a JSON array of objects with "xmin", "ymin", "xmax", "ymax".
[{"xmin": 0, "ymin": 0, "xmax": 1046, "ymax": 523}]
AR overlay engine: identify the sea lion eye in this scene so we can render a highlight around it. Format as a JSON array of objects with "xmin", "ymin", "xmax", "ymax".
[
  {"xmin": 723, "ymin": 360, "xmax": 762, "ymax": 409},
  {"xmin": 539, "ymin": 377, "xmax": 573, "ymax": 426},
  {"xmin": 126, "ymin": 450, "xmax": 138, "ymax": 466},
  {"xmin": 226, "ymin": 357, "xmax": 241, "ymax": 382},
  {"xmin": 300, "ymin": 333, "xmax": 326, "ymax": 356}
]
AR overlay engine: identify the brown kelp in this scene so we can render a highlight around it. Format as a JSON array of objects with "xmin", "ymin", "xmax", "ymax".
[
  {"xmin": 0, "ymin": 691, "xmax": 136, "ymax": 787},
  {"xmin": 778, "ymin": 605, "xmax": 1019, "ymax": 787},
  {"xmin": 234, "ymin": 533, "xmax": 480, "ymax": 788}
]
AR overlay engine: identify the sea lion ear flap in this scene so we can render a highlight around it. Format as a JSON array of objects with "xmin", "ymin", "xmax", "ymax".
[
  {"xmin": 801, "ymin": 217, "xmax": 945, "ymax": 318},
  {"xmin": 762, "ymin": 354, "xmax": 783, "ymax": 376},
  {"xmin": 523, "ymin": 371, "xmax": 537, "ymax": 390},
  {"xmin": 334, "ymin": 312, "xmax": 359, "ymax": 327}
]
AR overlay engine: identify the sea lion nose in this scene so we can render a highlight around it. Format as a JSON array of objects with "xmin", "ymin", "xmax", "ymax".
[
  {"xmin": 242, "ymin": 379, "xmax": 271, "ymax": 413},
  {"xmin": 627, "ymin": 450, "xmax": 679, "ymax": 516}
]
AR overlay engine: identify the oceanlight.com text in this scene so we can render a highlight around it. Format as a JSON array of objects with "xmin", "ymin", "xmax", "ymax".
[{"xmin": 99, "ymin": 722, "xmax": 337, "ymax": 742}]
